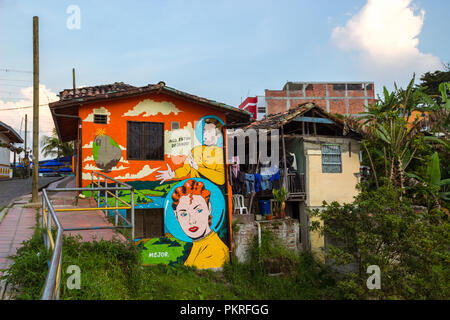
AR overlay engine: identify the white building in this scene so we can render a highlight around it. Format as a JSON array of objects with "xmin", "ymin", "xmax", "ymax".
[{"xmin": 0, "ymin": 121, "xmax": 23, "ymax": 179}]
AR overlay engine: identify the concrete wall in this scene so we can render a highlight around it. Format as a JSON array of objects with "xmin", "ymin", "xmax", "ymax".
[
  {"xmin": 0, "ymin": 133, "xmax": 11, "ymax": 179},
  {"xmin": 304, "ymin": 136, "xmax": 361, "ymax": 207},
  {"xmin": 232, "ymin": 215, "xmax": 300, "ymax": 263},
  {"xmin": 302, "ymin": 136, "xmax": 361, "ymax": 260}
]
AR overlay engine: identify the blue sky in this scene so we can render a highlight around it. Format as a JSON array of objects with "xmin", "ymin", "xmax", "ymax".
[{"xmin": 0, "ymin": 0, "xmax": 449, "ymax": 146}]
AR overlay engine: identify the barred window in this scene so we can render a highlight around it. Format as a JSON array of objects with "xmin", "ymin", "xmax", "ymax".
[
  {"xmin": 94, "ymin": 114, "xmax": 107, "ymax": 124},
  {"xmin": 322, "ymin": 144, "xmax": 342, "ymax": 173},
  {"xmin": 127, "ymin": 121, "xmax": 164, "ymax": 160}
]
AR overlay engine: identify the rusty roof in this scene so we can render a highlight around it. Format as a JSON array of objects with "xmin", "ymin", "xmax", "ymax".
[{"xmin": 241, "ymin": 102, "xmax": 361, "ymax": 138}]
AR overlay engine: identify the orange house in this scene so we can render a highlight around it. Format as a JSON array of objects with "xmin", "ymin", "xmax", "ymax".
[{"xmin": 49, "ymin": 81, "xmax": 250, "ymax": 268}]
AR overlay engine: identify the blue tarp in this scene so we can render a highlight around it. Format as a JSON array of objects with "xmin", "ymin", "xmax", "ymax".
[{"xmin": 41, "ymin": 161, "xmax": 64, "ymax": 167}]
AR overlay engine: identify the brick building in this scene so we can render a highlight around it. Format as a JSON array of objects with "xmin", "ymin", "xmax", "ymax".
[{"xmin": 239, "ymin": 81, "xmax": 376, "ymax": 119}]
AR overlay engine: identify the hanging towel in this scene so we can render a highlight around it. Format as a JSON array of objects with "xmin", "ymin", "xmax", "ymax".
[
  {"xmin": 231, "ymin": 156, "xmax": 240, "ymax": 177},
  {"xmin": 255, "ymin": 173, "xmax": 262, "ymax": 192},
  {"xmin": 245, "ymin": 173, "xmax": 256, "ymax": 194},
  {"xmin": 261, "ymin": 174, "xmax": 272, "ymax": 190}
]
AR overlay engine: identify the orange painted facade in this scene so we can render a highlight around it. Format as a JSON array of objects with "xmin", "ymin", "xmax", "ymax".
[{"xmin": 76, "ymin": 91, "xmax": 235, "ymax": 269}]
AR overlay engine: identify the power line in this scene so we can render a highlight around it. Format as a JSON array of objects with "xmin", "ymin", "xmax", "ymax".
[
  {"xmin": 0, "ymin": 84, "xmax": 28, "ymax": 88},
  {"xmin": 0, "ymin": 78, "xmax": 32, "ymax": 82},
  {"xmin": 0, "ymin": 68, "xmax": 33, "ymax": 74},
  {"xmin": 0, "ymin": 96, "xmax": 29, "ymax": 100},
  {"xmin": 0, "ymin": 103, "xmax": 50, "ymax": 111}
]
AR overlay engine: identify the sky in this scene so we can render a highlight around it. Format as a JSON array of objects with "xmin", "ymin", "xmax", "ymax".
[{"xmin": 0, "ymin": 0, "xmax": 449, "ymax": 160}]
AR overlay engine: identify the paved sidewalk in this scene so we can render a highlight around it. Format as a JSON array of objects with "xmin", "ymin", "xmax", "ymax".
[
  {"xmin": 0, "ymin": 204, "xmax": 37, "ymax": 273},
  {"xmin": 0, "ymin": 176, "xmax": 126, "ymax": 276},
  {"xmin": 48, "ymin": 177, "xmax": 127, "ymax": 242}
]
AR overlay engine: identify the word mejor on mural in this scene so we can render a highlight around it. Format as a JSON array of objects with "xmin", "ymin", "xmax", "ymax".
[{"xmin": 80, "ymin": 98, "xmax": 229, "ymax": 269}]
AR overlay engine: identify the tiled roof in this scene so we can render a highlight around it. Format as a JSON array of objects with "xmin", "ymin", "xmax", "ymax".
[
  {"xmin": 58, "ymin": 82, "xmax": 136, "ymax": 101},
  {"xmin": 241, "ymin": 102, "xmax": 361, "ymax": 138}
]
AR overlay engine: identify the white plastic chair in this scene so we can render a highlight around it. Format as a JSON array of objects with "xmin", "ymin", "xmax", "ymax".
[{"xmin": 232, "ymin": 194, "xmax": 248, "ymax": 215}]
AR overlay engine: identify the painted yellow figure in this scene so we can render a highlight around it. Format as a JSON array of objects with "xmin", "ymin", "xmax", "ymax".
[
  {"xmin": 171, "ymin": 179, "xmax": 230, "ymax": 269},
  {"xmin": 157, "ymin": 118, "xmax": 225, "ymax": 185},
  {"xmin": 184, "ymin": 231, "xmax": 229, "ymax": 269}
]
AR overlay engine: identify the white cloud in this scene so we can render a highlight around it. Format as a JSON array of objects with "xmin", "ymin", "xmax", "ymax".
[
  {"xmin": 0, "ymin": 84, "xmax": 59, "ymax": 161},
  {"xmin": 115, "ymin": 164, "xmax": 160, "ymax": 180},
  {"xmin": 331, "ymin": 0, "xmax": 441, "ymax": 82},
  {"xmin": 122, "ymin": 99, "xmax": 181, "ymax": 117}
]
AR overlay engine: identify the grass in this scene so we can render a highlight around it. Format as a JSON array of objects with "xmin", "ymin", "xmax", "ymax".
[{"xmin": 2, "ymin": 216, "xmax": 342, "ymax": 300}]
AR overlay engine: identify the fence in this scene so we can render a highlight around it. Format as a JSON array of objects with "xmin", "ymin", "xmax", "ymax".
[{"xmin": 40, "ymin": 171, "xmax": 135, "ymax": 300}]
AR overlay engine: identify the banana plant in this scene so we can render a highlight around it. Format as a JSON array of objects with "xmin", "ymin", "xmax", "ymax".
[{"xmin": 407, "ymin": 152, "xmax": 450, "ymax": 203}]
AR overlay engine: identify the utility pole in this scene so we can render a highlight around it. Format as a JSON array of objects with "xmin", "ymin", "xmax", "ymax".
[
  {"xmin": 31, "ymin": 16, "xmax": 39, "ymax": 203},
  {"xmin": 24, "ymin": 114, "xmax": 30, "ymax": 178},
  {"xmin": 24, "ymin": 114, "xmax": 27, "ymax": 153}
]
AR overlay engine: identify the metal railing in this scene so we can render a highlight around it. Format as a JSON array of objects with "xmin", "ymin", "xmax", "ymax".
[{"xmin": 40, "ymin": 172, "xmax": 135, "ymax": 300}]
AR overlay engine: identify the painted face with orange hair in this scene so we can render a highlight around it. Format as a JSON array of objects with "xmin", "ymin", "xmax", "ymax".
[{"xmin": 171, "ymin": 180, "xmax": 212, "ymax": 240}]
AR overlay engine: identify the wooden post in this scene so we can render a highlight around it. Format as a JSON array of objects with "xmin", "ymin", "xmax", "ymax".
[
  {"xmin": 72, "ymin": 68, "xmax": 76, "ymax": 91},
  {"xmin": 31, "ymin": 16, "xmax": 39, "ymax": 203},
  {"xmin": 25, "ymin": 114, "xmax": 30, "ymax": 178},
  {"xmin": 281, "ymin": 125, "xmax": 288, "ymax": 191},
  {"xmin": 24, "ymin": 114, "xmax": 27, "ymax": 155}
]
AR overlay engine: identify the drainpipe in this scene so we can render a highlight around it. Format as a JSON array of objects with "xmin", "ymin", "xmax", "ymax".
[{"xmin": 222, "ymin": 121, "xmax": 232, "ymax": 258}]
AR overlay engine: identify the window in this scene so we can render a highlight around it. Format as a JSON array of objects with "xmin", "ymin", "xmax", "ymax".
[
  {"xmin": 134, "ymin": 209, "xmax": 164, "ymax": 238},
  {"xmin": 333, "ymin": 84, "xmax": 346, "ymax": 91},
  {"xmin": 257, "ymin": 107, "xmax": 266, "ymax": 113},
  {"xmin": 322, "ymin": 144, "xmax": 342, "ymax": 173},
  {"xmin": 94, "ymin": 114, "xmax": 108, "ymax": 124},
  {"xmin": 127, "ymin": 121, "xmax": 164, "ymax": 160},
  {"xmin": 347, "ymin": 83, "xmax": 363, "ymax": 91}
]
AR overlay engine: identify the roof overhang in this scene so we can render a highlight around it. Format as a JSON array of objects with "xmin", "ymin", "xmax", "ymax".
[
  {"xmin": 49, "ymin": 83, "xmax": 251, "ymax": 142},
  {"xmin": 0, "ymin": 121, "xmax": 24, "ymax": 143}
]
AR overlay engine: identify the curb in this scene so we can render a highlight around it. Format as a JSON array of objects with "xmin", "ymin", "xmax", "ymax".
[{"xmin": 0, "ymin": 176, "xmax": 66, "ymax": 223}]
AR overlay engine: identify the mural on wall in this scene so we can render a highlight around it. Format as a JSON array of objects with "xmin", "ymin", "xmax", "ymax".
[
  {"xmin": 156, "ymin": 116, "xmax": 225, "ymax": 185},
  {"xmin": 138, "ymin": 178, "xmax": 228, "ymax": 268},
  {"xmin": 79, "ymin": 97, "xmax": 230, "ymax": 269},
  {"xmin": 93, "ymin": 129, "xmax": 122, "ymax": 172}
]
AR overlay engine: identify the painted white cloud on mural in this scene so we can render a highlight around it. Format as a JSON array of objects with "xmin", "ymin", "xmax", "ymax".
[
  {"xmin": 115, "ymin": 165, "xmax": 160, "ymax": 180},
  {"xmin": 122, "ymin": 99, "xmax": 182, "ymax": 117},
  {"xmin": 118, "ymin": 156, "xmax": 129, "ymax": 164},
  {"xmin": 111, "ymin": 165, "xmax": 129, "ymax": 171},
  {"xmin": 331, "ymin": 0, "xmax": 441, "ymax": 82},
  {"xmin": 83, "ymin": 107, "xmax": 111, "ymax": 123},
  {"xmin": 82, "ymin": 141, "xmax": 93, "ymax": 148},
  {"xmin": 84, "ymin": 163, "xmax": 100, "ymax": 171},
  {"xmin": 83, "ymin": 155, "xmax": 94, "ymax": 162}
]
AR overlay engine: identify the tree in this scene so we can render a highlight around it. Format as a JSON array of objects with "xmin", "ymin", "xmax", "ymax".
[
  {"xmin": 40, "ymin": 128, "xmax": 74, "ymax": 159},
  {"xmin": 418, "ymin": 66, "xmax": 450, "ymax": 104},
  {"xmin": 349, "ymin": 77, "xmax": 449, "ymax": 196},
  {"xmin": 310, "ymin": 182, "xmax": 450, "ymax": 300}
]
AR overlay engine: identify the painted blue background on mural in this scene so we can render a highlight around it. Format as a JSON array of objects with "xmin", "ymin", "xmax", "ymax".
[
  {"xmin": 195, "ymin": 115, "xmax": 224, "ymax": 147},
  {"xmin": 163, "ymin": 177, "xmax": 225, "ymax": 243}
]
